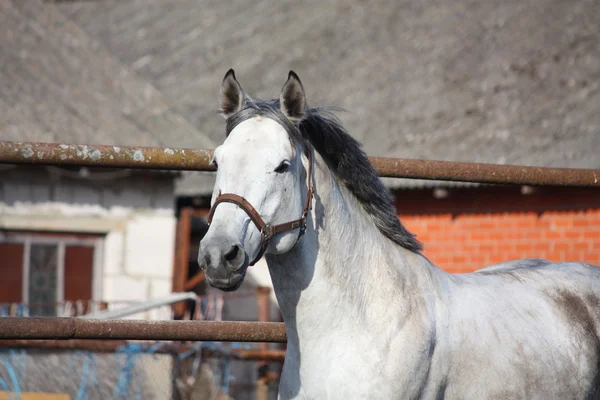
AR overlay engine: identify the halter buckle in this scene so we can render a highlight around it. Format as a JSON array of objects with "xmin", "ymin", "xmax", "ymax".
[
  {"xmin": 261, "ymin": 224, "xmax": 272, "ymax": 241},
  {"xmin": 308, "ymin": 185, "xmax": 314, "ymax": 211},
  {"xmin": 299, "ymin": 221, "xmax": 307, "ymax": 236}
]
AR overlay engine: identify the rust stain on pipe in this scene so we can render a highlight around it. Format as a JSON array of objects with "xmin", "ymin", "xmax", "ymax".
[
  {"xmin": 1, "ymin": 141, "xmax": 599, "ymax": 187},
  {"xmin": 0, "ymin": 141, "xmax": 215, "ymax": 171},
  {"xmin": 369, "ymin": 156, "xmax": 600, "ymax": 187},
  {"xmin": 0, "ymin": 318, "xmax": 287, "ymax": 343}
]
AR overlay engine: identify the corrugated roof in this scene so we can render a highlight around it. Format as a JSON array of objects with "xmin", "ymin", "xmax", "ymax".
[
  {"xmin": 59, "ymin": 0, "xmax": 600, "ymax": 193},
  {"xmin": 0, "ymin": 1, "xmax": 215, "ymax": 151}
]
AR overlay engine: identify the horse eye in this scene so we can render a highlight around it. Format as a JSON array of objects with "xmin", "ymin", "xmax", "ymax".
[
  {"xmin": 211, "ymin": 158, "xmax": 218, "ymax": 170},
  {"xmin": 274, "ymin": 161, "xmax": 290, "ymax": 174}
]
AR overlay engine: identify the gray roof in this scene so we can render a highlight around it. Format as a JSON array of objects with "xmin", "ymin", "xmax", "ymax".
[
  {"xmin": 0, "ymin": 1, "xmax": 216, "ymax": 193},
  {"xmin": 3, "ymin": 0, "xmax": 600, "ymax": 195}
]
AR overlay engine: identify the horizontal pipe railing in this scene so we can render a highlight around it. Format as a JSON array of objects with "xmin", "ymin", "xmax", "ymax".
[
  {"xmin": 0, "ymin": 318, "xmax": 287, "ymax": 343},
  {"xmin": 1, "ymin": 141, "xmax": 599, "ymax": 187},
  {"xmin": 0, "ymin": 141, "xmax": 214, "ymax": 172}
]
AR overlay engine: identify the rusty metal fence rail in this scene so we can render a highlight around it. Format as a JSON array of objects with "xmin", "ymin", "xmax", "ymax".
[
  {"xmin": 1, "ymin": 140, "xmax": 599, "ymax": 186},
  {"xmin": 0, "ymin": 318, "xmax": 287, "ymax": 343}
]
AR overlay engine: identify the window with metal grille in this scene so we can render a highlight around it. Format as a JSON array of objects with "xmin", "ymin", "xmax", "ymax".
[{"xmin": 0, "ymin": 231, "xmax": 104, "ymax": 316}]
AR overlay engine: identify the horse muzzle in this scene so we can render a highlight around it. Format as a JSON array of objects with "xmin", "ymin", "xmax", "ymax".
[{"xmin": 198, "ymin": 239, "xmax": 249, "ymax": 291}]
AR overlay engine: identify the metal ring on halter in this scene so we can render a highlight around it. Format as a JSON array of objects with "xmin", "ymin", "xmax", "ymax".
[{"xmin": 207, "ymin": 142, "xmax": 315, "ymax": 266}]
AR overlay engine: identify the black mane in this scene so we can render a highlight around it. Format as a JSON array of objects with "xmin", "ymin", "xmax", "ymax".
[{"xmin": 225, "ymin": 97, "xmax": 422, "ymax": 252}]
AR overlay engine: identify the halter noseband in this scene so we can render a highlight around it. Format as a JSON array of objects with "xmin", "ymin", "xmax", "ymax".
[{"xmin": 207, "ymin": 144, "xmax": 314, "ymax": 266}]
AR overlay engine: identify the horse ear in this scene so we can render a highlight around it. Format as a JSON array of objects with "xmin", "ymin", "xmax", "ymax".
[
  {"xmin": 220, "ymin": 69, "xmax": 244, "ymax": 118},
  {"xmin": 280, "ymin": 71, "xmax": 306, "ymax": 120}
]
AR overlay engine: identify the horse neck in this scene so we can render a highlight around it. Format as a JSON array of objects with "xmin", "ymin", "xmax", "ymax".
[{"xmin": 266, "ymin": 156, "xmax": 441, "ymax": 344}]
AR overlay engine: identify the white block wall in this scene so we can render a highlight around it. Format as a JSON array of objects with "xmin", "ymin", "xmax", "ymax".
[
  {"xmin": 103, "ymin": 213, "xmax": 176, "ymax": 307},
  {"xmin": 0, "ymin": 168, "xmax": 178, "ymax": 320},
  {"xmin": 124, "ymin": 215, "xmax": 175, "ymax": 279}
]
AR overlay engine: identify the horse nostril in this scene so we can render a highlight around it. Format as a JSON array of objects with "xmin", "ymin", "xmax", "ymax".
[
  {"xmin": 224, "ymin": 245, "xmax": 240, "ymax": 262},
  {"xmin": 198, "ymin": 253, "xmax": 209, "ymax": 270}
]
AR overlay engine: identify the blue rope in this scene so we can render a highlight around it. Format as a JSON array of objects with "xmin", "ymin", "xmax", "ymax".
[
  {"xmin": 1, "ymin": 338, "xmax": 240, "ymax": 398},
  {"xmin": 219, "ymin": 356, "xmax": 233, "ymax": 393},
  {"xmin": 0, "ymin": 374, "xmax": 9, "ymax": 392},
  {"xmin": 190, "ymin": 350, "xmax": 202, "ymax": 378},
  {"xmin": 146, "ymin": 341, "xmax": 166, "ymax": 356},
  {"xmin": 9, "ymin": 349, "xmax": 27, "ymax": 396},
  {"xmin": 113, "ymin": 344, "xmax": 142, "ymax": 400},
  {"xmin": 136, "ymin": 341, "xmax": 165, "ymax": 400},
  {"xmin": 16, "ymin": 303, "xmax": 28, "ymax": 317},
  {"xmin": 0, "ymin": 350, "xmax": 10, "ymax": 392},
  {"xmin": 1, "ymin": 352, "xmax": 21, "ymax": 397},
  {"xmin": 177, "ymin": 342, "xmax": 205, "ymax": 361},
  {"xmin": 89, "ymin": 352, "xmax": 101, "ymax": 396},
  {"xmin": 111, "ymin": 342, "xmax": 168, "ymax": 400},
  {"xmin": 16, "ymin": 349, "xmax": 27, "ymax": 384},
  {"xmin": 174, "ymin": 341, "xmax": 237, "ymax": 393},
  {"xmin": 75, "ymin": 352, "xmax": 91, "ymax": 400}
]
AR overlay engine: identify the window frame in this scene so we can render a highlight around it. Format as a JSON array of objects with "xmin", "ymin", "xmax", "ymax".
[{"xmin": 0, "ymin": 232, "xmax": 104, "ymax": 307}]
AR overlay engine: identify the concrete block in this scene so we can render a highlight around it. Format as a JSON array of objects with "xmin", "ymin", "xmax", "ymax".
[
  {"xmin": 103, "ymin": 275, "xmax": 148, "ymax": 302},
  {"xmin": 150, "ymin": 278, "xmax": 172, "ymax": 298},
  {"xmin": 103, "ymin": 231, "xmax": 124, "ymax": 275},
  {"xmin": 124, "ymin": 214, "xmax": 176, "ymax": 279}
]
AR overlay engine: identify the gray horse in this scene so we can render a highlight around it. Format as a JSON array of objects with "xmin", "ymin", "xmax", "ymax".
[{"xmin": 198, "ymin": 70, "xmax": 600, "ymax": 399}]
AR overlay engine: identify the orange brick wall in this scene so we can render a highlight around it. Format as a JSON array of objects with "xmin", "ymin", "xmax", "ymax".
[{"xmin": 401, "ymin": 210, "xmax": 600, "ymax": 274}]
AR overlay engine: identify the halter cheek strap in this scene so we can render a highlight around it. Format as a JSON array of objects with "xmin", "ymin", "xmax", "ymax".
[{"xmin": 207, "ymin": 144, "xmax": 314, "ymax": 266}]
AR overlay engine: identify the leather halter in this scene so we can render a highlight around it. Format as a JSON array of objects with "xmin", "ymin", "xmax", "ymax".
[{"xmin": 207, "ymin": 144, "xmax": 314, "ymax": 266}]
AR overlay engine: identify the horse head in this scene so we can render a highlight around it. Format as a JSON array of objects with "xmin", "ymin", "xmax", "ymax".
[{"xmin": 198, "ymin": 70, "xmax": 313, "ymax": 291}]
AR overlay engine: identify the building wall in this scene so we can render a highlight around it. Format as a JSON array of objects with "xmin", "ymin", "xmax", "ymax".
[
  {"xmin": 101, "ymin": 213, "xmax": 176, "ymax": 309},
  {"xmin": 396, "ymin": 186, "xmax": 600, "ymax": 274},
  {"xmin": 0, "ymin": 166, "xmax": 177, "ymax": 317},
  {"xmin": 402, "ymin": 210, "xmax": 600, "ymax": 273}
]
